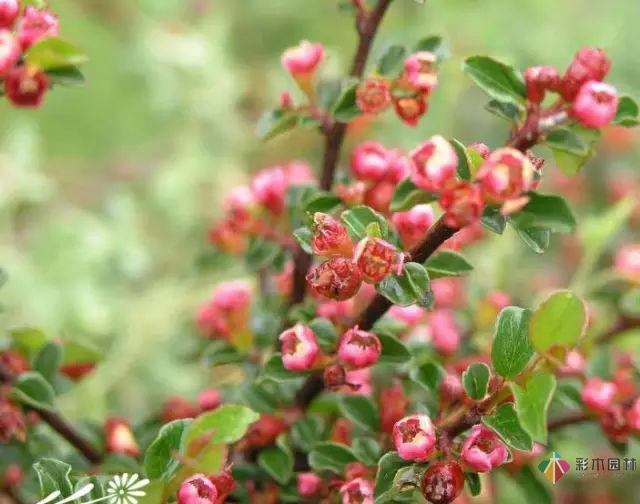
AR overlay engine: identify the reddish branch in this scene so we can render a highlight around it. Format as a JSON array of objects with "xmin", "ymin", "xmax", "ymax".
[{"xmin": 0, "ymin": 363, "xmax": 103, "ymax": 464}]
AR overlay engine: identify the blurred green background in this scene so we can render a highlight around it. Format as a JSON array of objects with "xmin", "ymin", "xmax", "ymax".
[{"xmin": 0, "ymin": 0, "xmax": 638, "ymax": 430}]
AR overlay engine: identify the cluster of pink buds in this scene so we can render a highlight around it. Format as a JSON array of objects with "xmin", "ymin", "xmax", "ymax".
[
  {"xmin": 0, "ymin": 2, "xmax": 59, "ymax": 107},
  {"xmin": 356, "ymin": 50, "xmax": 439, "ymax": 126},
  {"xmin": 177, "ymin": 468, "xmax": 235, "ymax": 504},
  {"xmin": 197, "ymin": 280, "xmax": 252, "ymax": 340},
  {"xmin": 524, "ymin": 47, "xmax": 618, "ymax": 128}
]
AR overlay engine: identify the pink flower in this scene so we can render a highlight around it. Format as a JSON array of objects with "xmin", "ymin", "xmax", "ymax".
[
  {"xmin": 428, "ymin": 310, "xmax": 461, "ymax": 354},
  {"xmin": 297, "ymin": 472, "xmax": 322, "ymax": 497},
  {"xmin": 560, "ymin": 47, "xmax": 611, "ymax": 100},
  {"xmin": 343, "ymin": 368, "xmax": 372, "ymax": 395},
  {"xmin": 392, "ymin": 414, "xmax": 436, "ymax": 462},
  {"xmin": 356, "ymin": 77, "xmax": 391, "ymax": 114},
  {"xmin": 410, "ymin": 135, "xmax": 458, "ymax": 192},
  {"xmin": 281, "ymin": 40, "xmax": 325, "ymax": 75},
  {"xmin": 340, "ymin": 478, "xmax": 374, "ymax": 504},
  {"xmin": 316, "ymin": 299, "xmax": 354, "ymax": 323},
  {"xmin": 388, "ymin": 304, "xmax": 425, "ymax": 325},
  {"xmin": 0, "ymin": 0, "xmax": 19, "ymax": 29},
  {"xmin": 16, "ymin": 7, "xmax": 59, "ymax": 50},
  {"xmin": 386, "ymin": 149, "xmax": 412, "ymax": 183},
  {"xmin": 475, "ymin": 148, "xmax": 536, "ymax": 204},
  {"xmin": 353, "ymin": 237, "xmax": 402, "ymax": 284},
  {"xmin": 461, "ymin": 425, "xmax": 508, "ymax": 472},
  {"xmin": 439, "ymin": 181, "xmax": 484, "ymax": 228},
  {"xmin": 431, "ymin": 278, "xmax": 464, "ymax": 309},
  {"xmin": 338, "ymin": 327, "xmax": 381, "ymax": 369},
  {"xmin": 212, "ymin": 280, "xmax": 252, "ymax": 312},
  {"xmin": 0, "ymin": 30, "xmax": 19, "ymax": 79},
  {"xmin": 404, "ymin": 51, "xmax": 438, "ymax": 93},
  {"xmin": 251, "ymin": 166, "xmax": 288, "ymax": 215},
  {"xmin": 306, "ymin": 256, "xmax": 362, "ymax": 301},
  {"xmin": 572, "ymin": 80, "xmax": 618, "ymax": 128},
  {"xmin": 286, "ymin": 160, "xmax": 315, "ymax": 184},
  {"xmin": 627, "ymin": 398, "xmax": 640, "ymax": 432},
  {"xmin": 351, "ymin": 141, "xmax": 389, "ymax": 182},
  {"xmin": 524, "ymin": 65, "xmax": 560, "ymax": 103},
  {"xmin": 311, "ymin": 212, "xmax": 353, "ymax": 258},
  {"xmin": 177, "ymin": 474, "xmax": 218, "ymax": 504},
  {"xmin": 614, "ymin": 243, "xmax": 640, "ymax": 283},
  {"xmin": 581, "ymin": 377, "xmax": 617, "ymax": 413},
  {"xmin": 392, "ymin": 204, "xmax": 434, "ymax": 249},
  {"xmin": 279, "ymin": 324, "xmax": 320, "ymax": 371},
  {"xmin": 197, "ymin": 389, "xmax": 222, "ymax": 412}
]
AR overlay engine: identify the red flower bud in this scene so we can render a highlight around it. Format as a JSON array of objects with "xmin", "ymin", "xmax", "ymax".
[
  {"xmin": 571, "ymin": 80, "xmax": 618, "ymax": 129},
  {"xmin": 363, "ymin": 180, "xmax": 395, "ymax": 213},
  {"xmin": 306, "ymin": 256, "xmax": 362, "ymax": 301},
  {"xmin": 330, "ymin": 418, "xmax": 353, "ymax": 445},
  {"xmin": 351, "ymin": 141, "xmax": 389, "ymax": 182},
  {"xmin": 392, "ymin": 204, "xmax": 434, "ymax": 249},
  {"xmin": 393, "ymin": 94, "xmax": 428, "ymax": 126},
  {"xmin": 461, "ymin": 424, "xmax": 508, "ymax": 472},
  {"xmin": 627, "ymin": 397, "xmax": 640, "ymax": 432},
  {"xmin": 404, "ymin": 51, "xmax": 438, "ymax": 93},
  {"xmin": 379, "ymin": 382, "xmax": 408, "ymax": 434},
  {"xmin": 468, "ymin": 142, "xmax": 491, "ymax": 159},
  {"xmin": 421, "ymin": 460, "xmax": 465, "ymax": 504},
  {"xmin": 0, "ymin": 351, "xmax": 29, "ymax": 376},
  {"xmin": 297, "ymin": 472, "xmax": 322, "ymax": 497},
  {"xmin": 323, "ymin": 364, "xmax": 347, "ymax": 390},
  {"xmin": 17, "ymin": 7, "xmax": 59, "ymax": 50},
  {"xmin": 3, "ymin": 464, "xmax": 23, "ymax": 488},
  {"xmin": 356, "ymin": 78, "xmax": 391, "ymax": 114},
  {"xmin": 439, "ymin": 181, "xmax": 484, "ymax": 228},
  {"xmin": 338, "ymin": 326, "xmax": 381, "ymax": 369},
  {"xmin": 524, "ymin": 65, "xmax": 560, "ymax": 103},
  {"xmin": 251, "ymin": 166, "xmax": 287, "ymax": 215},
  {"xmin": 600, "ymin": 404, "xmax": 630, "ymax": 443},
  {"xmin": 344, "ymin": 462, "xmax": 369, "ymax": 480},
  {"xmin": 59, "ymin": 362, "xmax": 96, "ymax": 381},
  {"xmin": 615, "ymin": 243, "xmax": 640, "ymax": 284},
  {"xmin": 209, "ymin": 469, "xmax": 236, "ymax": 504},
  {"xmin": 410, "ymin": 135, "xmax": 458, "ymax": 192},
  {"xmin": 104, "ymin": 417, "xmax": 140, "ymax": 458},
  {"xmin": 161, "ymin": 396, "xmax": 200, "ymax": 422},
  {"xmin": 0, "ymin": 0, "xmax": 19, "ymax": 29},
  {"xmin": 197, "ymin": 389, "xmax": 222, "ymax": 412},
  {"xmin": 4, "ymin": 66, "xmax": 49, "ymax": 108},
  {"xmin": 246, "ymin": 415, "xmax": 287, "ymax": 448},
  {"xmin": 560, "ymin": 47, "xmax": 611, "ymax": 100},
  {"xmin": 353, "ymin": 237, "xmax": 402, "ymax": 284},
  {"xmin": 311, "ymin": 212, "xmax": 353, "ymax": 257}
]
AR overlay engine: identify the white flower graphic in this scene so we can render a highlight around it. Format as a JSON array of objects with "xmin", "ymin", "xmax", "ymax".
[{"xmin": 105, "ymin": 473, "xmax": 150, "ymax": 504}]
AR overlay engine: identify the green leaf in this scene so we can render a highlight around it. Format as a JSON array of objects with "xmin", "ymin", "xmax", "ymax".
[
  {"xmin": 258, "ymin": 444, "xmax": 294, "ymax": 484},
  {"xmin": 483, "ymin": 403, "xmax": 533, "ymax": 451},
  {"xmin": 61, "ymin": 340, "xmax": 102, "ymax": 366},
  {"xmin": 485, "ymin": 99, "xmax": 522, "ymax": 122},
  {"xmin": 75, "ymin": 476, "xmax": 105, "ymax": 500},
  {"xmin": 378, "ymin": 333, "xmax": 412, "ymax": 364},
  {"xmin": 529, "ymin": 290, "xmax": 587, "ymax": 353},
  {"xmin": 317, "ymin": 79, "xmax": 343, "ymax": 112},
  {"xmin": 292, "ymin": 226, "xmax": 313, "ymax": 254},
  {"xmin": 481, "ymin": 206, "xmax": 507, "ymax": 234},
  {"xmin": 341, "ymin": 205, "xmax": 388, "ymax": 241},
  {"xmin": 462, "ymin": 362, "xmax": 491, "ymax": 400},
  {"xmin": 414, "ymin": 35, "xmax": 449, "ymax": 60},
  {"xmin": 46, "ymin": 66, "xmax": 86, "ymax": 86},
  {"xmin": 309, "ymin": 317, "xmax": 338, "ymax": 352},
  {"xmin": 308, "ymin": 442, "xmax": 357, "ymax": 474},
  {"xmin": 374, "ymin": 451, "xmax": 411, "ymax": 499},
  {"xmin": 509, "ymin": 193, "xmax": 576, "ymax": 233},
  {"xmin": 620, "ymin": 288, "xmax": 640, "ymax": 318},
  {"xmin": 339, "ymin": 395, "xmax": 380, "ymax": 433},
  {"xmin": 424, "ymin": 250, "xmax": 473, "ymax": 279},
  {"xmin": 25, "ymin": 37, "xmax": 88, "ymax": 70},
  {"xmin": 290, "ymin": 417, "xmax": 324, "ymax": 452},
  {"xmin": 462, "ymin": 55, "xmax": 526, "ymax": 104},
  {"xmin": 410, "ymin": 361, "xmax": 446, "ymax": 393},
  {"xmin": 549, "ymin": 126, "xmax": 600, "ymax": 176},
  {"xmin": 378, "ymin": 45, "xmax": 407, "ymax": 76},
  {"xmin": 510, "ymin": 373, "xmax": 556, "ymax": 443},
  {"xmin": 202, "ymin": 341, "xmax": 246, "ymax": 367},
  {"xmin": 450, "ymin": 139, "xmax": 471, "ymax": 180},
  {"xmin": 263, "ymin": 354, "xmax": 310, "ymax": 381},
  {"xmin": 333, "ymin": 79, "xmax": 361, "ymax": 122},
  {"xmin": 246, "ymin": 237, "xmax": 285, "ymax": 271},
  {"xmin": 9, "ymin": 327, "xmax": 47, "ymax": 357},
  {"xmin": 11, "ymin": 371, "xmax": 55, "ymax": 410},
  {"xmin": 184, "ymin": 404, "xmax": 259, "ymax": 446},
  {"xmin": 613, "ymin": 95, "xmax": 639, "ymax": 127},
  {"xmin": 33, "ymin": 459, "xmax": 74, "ymax": 500},
  {"xmin": 465, "ymin": 472, "xmax": 481, "ymax": 497},
  {"xmin": 546, "ymin": 128, "xmax": 589, "ymax": 155},
  {"xmin": 144, "ymin": 419, "xmax": 192, "ymax": 480},
  {"xmin": 515, "ymin": 466, "xmax": 552, "ymax": 504},
  {"xmin": 376, "ymin": 262, "xmax": 431, "ymax": 307},
  {"xmin": 491, "ymin": 307, "xmax": 534, "ymax": 378},
  {"xmin": 33, "ymin": 342, "xmax": 63, "ymax": 383},
  {"xmin": 512, "ymin": 225, "xmax": 550, "ymax": 254},
  {"xmin": 389, "ymin": 178, "xmax": 437, "ymax": 212},
  {"xmin": 352, "ymin": 437, "xmax": 381, "ymax": 466},
  {"xmin": 304, "ymin": 191, "xmax": 342, "ymax": 213},
  {"xmin": 256, "ymin": 109, "xmax": 298, "ymax": 141}
]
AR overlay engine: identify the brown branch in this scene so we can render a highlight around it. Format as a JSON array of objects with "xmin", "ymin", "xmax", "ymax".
[
  {"xmin": 0, "ymin": 363, "xmax": 103, "ymax": 465},
  {"xmin": 548, "ymin": 411, "xmax": 589, "ymax": 431}
]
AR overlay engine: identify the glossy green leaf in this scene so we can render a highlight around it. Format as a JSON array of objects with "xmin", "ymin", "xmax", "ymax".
[
  {"xmin": 410, "ymin": 361, "xmax": 446, "ymax": 393},
  {"xmin": 292, "ymin": 226, "xmax": 313, "ymax": 254},
  {"xmin": 184, "ymin": 404, "xmax": 259, "ymax": 446},
  {"xmin": 33, "ymin": 342, "xmax": 63, "ymax": 383},
  {"xmin": 202, "ymin": 341, "xmax": 246, "ymax": 367},
  {"xmin": 389, "ymin": 178, "xmax": 437, "ymax": 212},
  {"xmin": 515, "ymin": 466, "xmax": 552, "ymax": 504},
  {"xmin": 263, "ymin": 354, "xmax": 310, "ymax": 381},
  {"xmin": 46, "ymin": 66, "xmax": 86, "ymax": 86},
  {"xmin": 258, "ymin": 444, "xmax": 293, "ymax": 484},
  {"xmin": 529, "ymin": 290, "xmax": 587, "ymax": 353},
  {"xmin": 462, "ymin": 55, "xmax": 526, "ymax": 104},
  {"xmin": 61, "ymin": 340, "xmax": 102, "ymax": 366},
  {"xmin": 144, "ymin": 419, "xmax": 192, "ymax": 480},
  {"xmin": 510, "ymin": 373, "xmax": 556, "ymax": 443},
  {"xmin": 376, "ymin": 262, "xmax": 431, "ymax": 307},
  {"xmin": 483, "ymin": 403, "xmax": 533, "ymax": 451},
  {"xmin": 451, "ymin": 139, "xmax": 471, "ymax": 180},
  {"xmin": 491, "ymin": 307, "xmax": 534, "ymax": 378},
  {"xmin": 462, "ymin": 362, "xmax": 490, "ymax": 400},
  {"xmin": 613, "ymin": 95, "xmax": 639, "ymax": 127},
  {"xmin": 352, "ymin": 437, "xmax": 381, "ymax": 466},
  {"xmin": 481, "ymin": 206, "xmax": 507, "ymax": 234},
  {"xmin": 414, "ymin": 35, "xmax": 449, "ymax": 60},
  {"xmin": 378, "ymin": 333, "xmax": 412, "ymax": 364},
  {"xmin": 33, "ymin": 459, "xmax": 75, "ymax": 500},
  {"xmin": 510, "ymin": 221, "xmax": 550, "ymax": 254},
  {"xmin": 374, "ymin": 451, "xmax": 411, "ymax": 499},
  {"xmin": 256, "ymin": 109, "xmax": 298, "ymax": 141},
  {"xmin": 304, "ymin": 191, "xmax": 342, "ymax": 213},
  {"xmin": 485, "ymin": 99, "xmax": 522, "ymax": 122},
  {"xmin": 309, "ymin": 317, "xmax": 338, "ymax": 352},
  {"xmin": 245, "ymin": 237, "xmax": 285, "ymax": 271},
  {"xmin": 25, "ymin": 37, "xmax": 88, "ymax": 70},
  {"xmin": 12, "ymin": 371, "xmax": 55, "ymax": 410},
  {"xmin": 549, "ymin": 126, "xmax": 600, "ymax": 176},
  {"xmin": 333, "ymin": 79, "xmax": 361, "ymax": 122},
  {"xmin": 378, "ymin": 45, "xmax": 407, "ymax": 75},
  {"xmin": 341, "ymin": 205, "xmax": 388, "ymax": 241},
  {"xmin": 509, "ymin": 193, "xmax": 576, "ymax": 233},
  {"xmin": 290, "ymin": 417, "xmax": 324, "ymax": 452},
  {"xmin": 308, "ymin": 442, "xmax": 357, "ymax": 474},
  {"xmin": 339, "ymin": 395, "xmax": 380, "ymax": 433},
  {"xmin": 424, "ymin": 250, "xmax": 473, "ymax": 279},
  {"xmin": 465, "ymin": 472, "xmax": 481, "ymax": 496}
]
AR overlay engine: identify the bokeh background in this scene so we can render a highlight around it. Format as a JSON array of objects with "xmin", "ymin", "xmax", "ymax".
[{"xmin": 0, "ymin": 0, "xmax": 638, "ymax": 500}]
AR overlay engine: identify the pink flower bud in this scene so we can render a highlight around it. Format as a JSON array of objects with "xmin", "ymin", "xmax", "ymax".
[
  {"xmin": 197, "ymin": 389, "xmax": 222, "ymax": 412},
  {"xmin": 524, "ymin": 65, "xmax": 560, "ymax": 103},
  {"xmin": 627, "ymin": 398, "xmax": 640, "ymax": 432},
  {"xmin": 251, "ymin": 166, "xmax": 287, "ymax": 215},
  {"xmin": 0, "ymin": 29, "xmax": 19, "ymax": 78},
  {"xmin": 0, "ymin": 0, "xmax": 19, "ymax": 29},
  {"xmin": 17, "ymin": 7, "xmax": 59, "ymax": 50},
  {"xmin": 614, "ymin": 243, "xmax": 640, "ymax": 283},
  {"xmin": 560, "ymin": 47, "xmax": 611, "ymax": 100},
  {"xmin": 353, "ymin": 236, "xmax": 402, "ymax": 284},
  {"xmin": 363, "ymin": 180, "xmax": 395, "ymax": 213},
  {"xmin": 224, "ymin": 185, "xmax": 255, "ymax": 224},
  {"xmin": 339, "ymin": 478, "xmax": 374, "ymax": 504},
  {"xmin": 161, "ymin": 396, "xmax": 199, "ymax": 422},
  {"xmin": 461, "ymin": 424, "xmax": 509, "ymax": 472},
  {"xmin": 392, "ymin": 204, "xmax": 434, "ymax": 249},
  {"xmin": 104, "ymin": 418, "xmax": 140, "ymax": 458},
  {"xmin": 337, "ymin": 181, "xmax": 366, "ymax": 206},
  {"xmin": 600, "ymin": 404, "xmax": 630, "ymax": 443},
  {"xmin": 388, "ymin": 304, "xmax": 425, "ymax": 325},
  {"xmin": 4, "ymin": 66, "xmax": 48, "ymax": 108},
  {"xmin": 468, "ymin": 142, "xmax": 491, "ymax": 160},
  {"xmin": 379, "ymin": 382, "xmax": 408, "ymax": 434},
  {"xmin": 475, "ymin": 148, "xmax": 535, "ymax": 204},
  {"xmin": 356, "ymin": 77, "xmax": 391, "ymax": 114},
  {"xmin": 393, "ymin": 414, "xmax": 436, "ymax": 462},
  {"xmin": 351, "ymin": 141, "xmax": 389, "ymax": 181},
  {"xmin": 316, "ymin": 299, "xmax": 353, "ymax": 323},
  {"xmin": 297, "ymin": 472, "xmax": 322, "ymax": 497},
  {"xmin": 431, "ymin": 277, "xmax": 464, "ymax": 309},
  {"xmin": 178, "ymin": 474, "xmax": 218, "ymax": 504},
  {"xmin": 306, "ymin": 256, "xmax": 362, "ymax": 300},
  {"xmin": 559, "ymin": 350, "xmax": 585, "ymax": 376},
  {"xmin": 286, "ymin": 160, "xmax": 315, "ymax": 184},
  {"xmin": 279, "ymin": 324, "xmax": 320, "ymax": 371},
  {"xmin": 311, "ymin": 212, "xmax": 353, "ymax": 257},
  {"xmin": 281, "ymin": 40, "xmax": 325, "ymax": 75},
  {"xmin": 410, "ymin": 135, "xmax": 458, "ymax": 192},
  {"xmin": 421, "ymin": 460, "xmax": 465, "ymax": 504},
  {"xmin": 428, "ymin": 310, "xmax": 461, "ymax": 355},
  {"xmin": 393, "ymin": 94, "xmax": 428, "ymax": 126},
  {"xmin": 581, "ymin": 377, "xmax": 617, "ymax": 413},
  {"xmin": 212, "ymin": 280, "xmax": 252, "ymax": 312},
  {"xmin": 3, "ymin": 464, "xmax": 23, "ymax": 488},
  {"xmin": 439, "ymin": 373, "xmax": 463, "ymax": 401},
  {"xmin": 343, "ymin": 368, "xmax": 372, "ymax": 395},
  {"xmin": 571, "ymin": 80, "xmax": 618, "ymax": 128},
  {"xmin": 404, "ymin": 51, "xmax": 438, "ymax": 93},
  {"xmin": 0, "ymin": 350, "xmax": 29, "ymax": 376},
  {"xmin": 280, "ymin": 91, "xmax": 294, "ymax": 109},
  {"xmin": 245, "ymin": 415, "xmax": 288, "ymax": 448},
  {"xmin": 439, "ymin": 181, "xmax": 484, "ymax": 228},
  {"xmin": 338, "ymin": 326, "xmax": 381, "ymax": 368}
]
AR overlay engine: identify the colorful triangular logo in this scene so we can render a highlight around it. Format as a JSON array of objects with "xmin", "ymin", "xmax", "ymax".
[{"xmin": 537, "ymin": 452, "xmax": 571, "ymax": 484}]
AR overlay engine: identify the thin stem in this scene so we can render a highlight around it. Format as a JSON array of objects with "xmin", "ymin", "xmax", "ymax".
[
  {"xmin": 548, "ymin": 411, "xmax": 589, "ymax": 431},
  {"xmin": 0, "ymin": 363, "xmax": 103, "ymax": 465}
]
